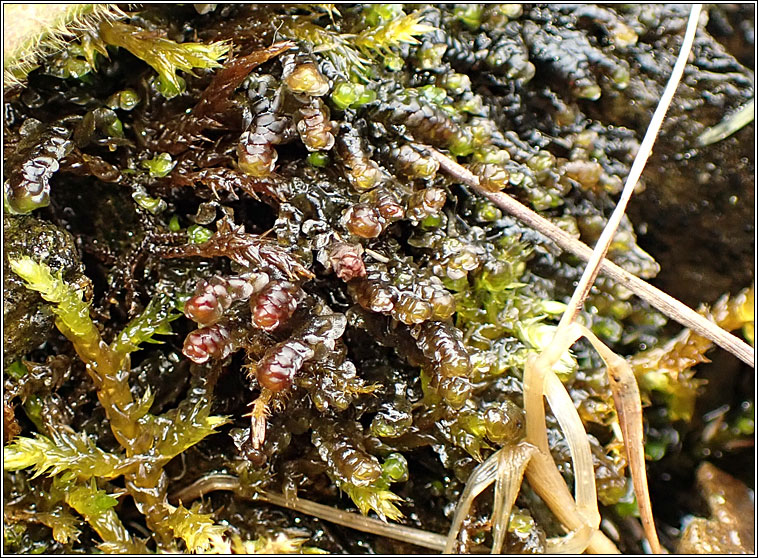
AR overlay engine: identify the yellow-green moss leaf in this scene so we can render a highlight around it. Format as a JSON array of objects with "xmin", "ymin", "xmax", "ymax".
[
  {"xmin": 34, "ymin": 510, "xmax": 82, "ymax": 545},
  {"xmin": 354, "ymin": 12, "xmax": 434, "ymax": 57},
  {"xmin": 239, "ymin": 532, "xmax": 327, "ymax": 554},
  {"xmin": 4, "ymin": 431, "xmax": 128, "ymax": 481},
  {"xmin": 8, "ymin": 258, "xmax": 101, "ymax": 358},
  {"xmin": 99, "ymin": 20, "xmax": 229, "ymax": 98},
  {"xmin": 111, "ymin": 294, "xmax": 180, "ymax": 357},
  {"xmin": 167, "ymin": 503, "xmax": 230, "ymax": 553},
  {"xmin": 340, "ymin": 481, "xmax": 403, "ymax": 522},
  {"xmin": 61, "ymin": 478, "xmax": 144, "ymax": 552},
  {"xmin": 154, "ymin": 400, "xmax": 230, "ymax": 461}
]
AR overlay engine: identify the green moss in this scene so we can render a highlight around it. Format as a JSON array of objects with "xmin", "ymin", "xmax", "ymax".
[
  {"xmin": 6, "ymin": 360, "xmax": 29, "ymax": 379},
  {"xmin": 362, "ymin": 4, "xmax": 404, "ymax": 27},
  {"xmin": 168, "ymin": 214, "xmax": 181, "ymax": 232},
  {"xmin": 339, "ymin": 477, "xmax": 404, "ymax": 522},
  {"xmin": 32, "ymin": 509, "xmax": 82, "ymax": 546},
  {"xmin": 279, "ymin": 18, "xmax": 370, "ymax": 79},
  {"xmin": 106, "ymin": 88, "xmax": 141, "ymax": 111},
  {"xmin": 111, "ymin": 294, "xmax": 179, "ymax": 355},
  {"xmin": 141, "ymin": 152, "xmax": 176, "ymax": 178},
  {"xmin": 9, "ymin": 258, "xmax": 105, "ymax": 366},
  {"xmin": 5, "ymin": 4, "xmax": 753, "ymax": 553},
  {"xmin": 454, "ymin": 5, "xmax": 484, "ymax": 30},
  {"xmin": 354, "ymin": 11, "xmax": 434, "ymax": 60},
  {"xmin": 330, "ymin": 81, "xmax": 375, "ymax": 110},
  {"xmin": 60, "ymin": 477, "xmax": 144, "ymax": 553},
  {"xmin": 187, "ymin": 224, "xmax": 213, "ymax": 244},
  {"xmin": 132, "ymin": 186, "xmax": 167, "ymax": 214},
  {"xmin": 307, "ymin": 151, "xmax": 330, "ymax": 168},
  {"xmin": 4, "ymin": 431, "xmax": 127, "ymax": 481},
  {"xmin": 6, "ymin": 258, "xmax": 227, "ymax": 551},
  {"xmin": 99, "ymin": 20, "xmax": 229, "ymax": 98},
  {"xmin": 631, "ymin": 288, "xmax": 754, "ymax": 422},
  {"xmin": 166, "ymin": 503, "xmax": 229, "ymax": 553},
  {"xmin": 3, "ymin": 4, "xmax": 121, "ymax": 87}
]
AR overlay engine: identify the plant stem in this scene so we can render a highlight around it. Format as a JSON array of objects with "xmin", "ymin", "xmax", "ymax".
[
  {"xmin": 557, "ymin": 3, "xmax": 702, "ymax": 331},
  {"xmin": 172, "ymin": 474, "xmax": 454, "ymax": 552},
  {"xmin": 418, "ymin": 144, "xmax": 754, "ymax": 368}
]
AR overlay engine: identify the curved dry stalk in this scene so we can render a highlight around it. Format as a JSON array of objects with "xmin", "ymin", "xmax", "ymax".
[
  {"xmin": 258, "ymin": 490, "xmax": 451, "ymax": 552},
  {"xmin": 545, "ymin": 7, "xmax": 702, "ymax": 553},
  {"xmin": 580, "ymin": 325, "xmax": 658, "ymax": 555},
  {"xmin": 490, "ymin": 443, "xmax": 536, "ymax": 553},
  {"xmin": 444, "ymin": 441, "xmax": 611, "ymax": 555},
  {"xmin": 171, "ymin": 474, "xmax": 458, "ymax": 552},
  {"xmin": 523, "ymin": 326, "xmax": 600, "ymax": 555},
  {"xmin": 558, "ymin": 3, "xmax": 703, "ymax": 329},
  {"xmin": 443, "ymin": 436, "xmax": 619, "ymax": 554},
  {"xmin": 524, "ymin": 322, "xmax": 660, "ymax": 553},
  {"xmin": 444, "ymin": 449, "xmax": 502, "ymax": 554},
  {"xmin": 419, "ymin": 143, "xmax": 753, "ymax": 368}
]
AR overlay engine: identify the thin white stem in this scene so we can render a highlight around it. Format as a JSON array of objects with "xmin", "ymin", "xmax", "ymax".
[
  {"xmin": 559, "ymin": 3, "xmax": 704, "ymax": 329},
  {"xmin": 416, "ymin": 137, "xmax": 753, "ymax": 368}
]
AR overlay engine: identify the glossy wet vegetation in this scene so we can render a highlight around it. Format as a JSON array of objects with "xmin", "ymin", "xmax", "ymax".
[{"xmin": 2, "ymin": 4, "xmax": 754, "ymax": 554}]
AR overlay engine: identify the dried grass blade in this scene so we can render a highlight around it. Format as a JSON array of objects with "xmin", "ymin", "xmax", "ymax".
[
  {"xmin": 171, "ymin": 474, "xmax": 455, "ymax": 552},
  {"xmin": 523, "ymin": 323, "xmax": 599, "ymax": 554},
  {"xmin": 581, "ymin": 325, "xmax": 661, "ymax": 553},
  {"xmin": 697, "ymin": 98, "xmax": 755, "ymax": 146},
  {"xmin": 558, "ymin": 3, "xmax": 704, "ymax": 328},
  {"xmin": 418, "ymin": 145, "xmax": 753, "ymax": 367},
  {"xmin": 444, "ymin": 451, "xmax": 500, "ymax": 553},
  {"xmin": 490, "ymin": 442, "xmax": 536, "ymax": 554}
]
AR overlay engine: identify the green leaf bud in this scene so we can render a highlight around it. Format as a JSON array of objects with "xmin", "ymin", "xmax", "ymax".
[
  {"xmin": 449, "ymin": 133, "xmax": 474, "ymax": 157},
  {"xmin": 540, "ymin": 300, "xmax": 567, "ymax": 315},
  {"xmin": 168, "ymin": 214, "xmax": 181, "ymax": 232},
  {"xmin": 498, "ymin": 4, "xmax": 524, "ymax": 19},
  {"xmin": 307, "ymin": 151, "xmax": 330, "ymax": 167},
  {"xmin": 439, "ymin": 73, "xmax": 471, "ymax": 95},
  {"xmin": 382, "ymin": 453, "xmax": 409, "ymax": 482},
  {"xmin": 417, "ymin": 43, "xmax": 447, "ymax": 70},
  {"xmin": 384, "ymin": 53, "xmax": 404, "ymax": 71},
  {"xmin": 132, "ymin": 186, "xmax": 167, "ymax": 214},
  {"xmin": 107, "ymin": 88, "xmax": 141, "ymax": 111},
  {"xmin": 526, "ymin": 150, "xmax": 555, "ymax": 174},
  {"xmin": 354, "ymin": 87, "xmax": 376, "ymax": 106},
  {"xmin": 575, "ymin": 82, "xmax": 602, "ymax": 101},
  {"xmin": 187, "ymin": 224, "xmax": 213, "ymax": 244},
  {"xmin": 363, "ymin": 4, "xmax": 405, "ymax": 27},
  {"xmin": 475, "ymin": 200, "xmax": 503, "ymax": 222},
  {"xmin": 6, "ymin": 360, "xmax": 28, "ymax": 379},
  {"xmin": 454, "ymin": 5, "xmax": 483, "ymax": 30},
  {"xmin": 331, "ymin": 82, "xmax": 360, "ymax": 110},
  {"xmin": 155, "ymin": 73, "xmax": 186, "ymax": 99},
  {"xmin": 419, "ymin": 85, "xmax": 447, "ymax": 105},
  {"xmin": 141, "ymin": 152, "xmax": 176, "ymax": 178},
  {"xmin": 457, "ymin": 93, "xmax": 485, "ymax": 115}
]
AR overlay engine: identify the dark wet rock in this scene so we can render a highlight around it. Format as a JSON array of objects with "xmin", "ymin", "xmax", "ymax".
[
  {"xmin": 3, "ymin": 215, "xmax": 85, "ymax": 367},
  {"xmin": 677, "ymin": 462, "xmax": 755, "ymax": 554}
]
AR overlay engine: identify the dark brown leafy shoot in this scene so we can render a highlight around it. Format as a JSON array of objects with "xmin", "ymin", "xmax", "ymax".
[
  {"xmin": 192, "ymin": 41, "xmax": 296, "ymax": 119},
  {"xmin": 160, "ymin": 221, "xmax": 313, "ymax": 280}
]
